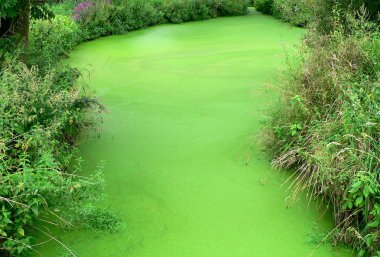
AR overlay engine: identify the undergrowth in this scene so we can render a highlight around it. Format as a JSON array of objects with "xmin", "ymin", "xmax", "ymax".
[
  {"xmin": 0, "ymin": 63, "xmax": 103, "ymax": 256},
  {"xmin": 265, "ymin": 10, "xmax": 380, "ymax": 256},
  {"xmin": 70, "ymin": 205, "xmax": 122, "ymax": 234}
]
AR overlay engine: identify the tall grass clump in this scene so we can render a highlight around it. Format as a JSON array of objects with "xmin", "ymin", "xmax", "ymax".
[{"xmin": 265, "ymin": 9, "xmax": 380, "ymax": 256}]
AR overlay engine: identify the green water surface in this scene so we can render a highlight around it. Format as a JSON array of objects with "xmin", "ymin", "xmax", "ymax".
[{"xmin": 32, "ymin": 10, "xmax": 354, "ymax": 257}]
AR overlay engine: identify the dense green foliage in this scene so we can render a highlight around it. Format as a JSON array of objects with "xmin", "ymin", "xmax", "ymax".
[
  {"xmin": 254, "ymin": 0, "xmax": 273, "ymax": 14},
  {"xmin": 77, "ymin": 0, "xmax": 249, "ymax": 40},
  {"xmin": 314, "ymin": 0, "xmax": 380, "ymax": 34},
  {"xmin": 317, "ymin": 0, "xmax": 380, "ymax": 22},
  {"xmin": 0, "ymin": 63, "xmax": 103, "ymax": 256},
  {"xmin": 0, "ymin": 0, "xmax": 20, "ymax": 18},
  {"xmin": 29, "ymin": 15, "xmax": 81, "ymax": 69},
  {"xmin": 265, "ymin": 8, "xmax": 380, "ymax": 257},
  {"xmin": 272, "ymin": 0, "xmax": 312, "ymax": 27},
  {"xmin": 255, "ymin": 0, "xmax": 313, "ymax": 26},
  {"xmin": 255, "ymin": 0, "xmax": 380, "ymax": 28}
]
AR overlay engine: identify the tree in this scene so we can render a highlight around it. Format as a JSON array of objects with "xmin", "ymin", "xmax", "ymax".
[{"xmin": 0, "ymin": 0, "xmax": 49, "ymax": 46}]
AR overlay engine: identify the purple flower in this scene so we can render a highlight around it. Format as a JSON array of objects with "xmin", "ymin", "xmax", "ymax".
[{"xmin": 72, "ymin": 1, "xmax": 94, "ymax": 22}]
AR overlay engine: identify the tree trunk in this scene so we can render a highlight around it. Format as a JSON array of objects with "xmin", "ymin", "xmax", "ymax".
[{"xmin": 15, "ymin": 0, "xmax": 31, "ymax": 47}]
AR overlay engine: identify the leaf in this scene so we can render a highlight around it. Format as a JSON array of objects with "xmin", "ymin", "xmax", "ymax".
[
  {"xmin": 17, "ymin": 227, "xmax": 24, "ymax": 236},
  {"xmin": 364, "ymin": 186, "xmax": 370, "ymax": 198},
  {"xmin": 0, "ymin": 230, "xmax": 7, "ymax": 237},
  {"xmin": 352, "ymin": 181, "xmax": 362, "ymax": 189},
  {"xmin": 368, "ymin": 220, "xmax": 379, "ymax": 228},
  {"xmin": 355, "ymin": 196, "xmax": 363, "ymax": 206}
]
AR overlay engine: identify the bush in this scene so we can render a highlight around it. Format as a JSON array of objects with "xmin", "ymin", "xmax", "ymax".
[
  {"xmin": 265, "ymin": 11, "xmax": 380, "ymax": 256},
  {"xmin": 315, "ymin": 0, "xmax": 380, "ymax": 34},
  {"xmin": 75, "ymin": 0, "xmax": 249, "ymax": 40},
  {"xmin": 0, "ymin": 63, "xmax": 103, "ymax": 256},
  {"xmin": 0, "ymin": 38, "xmax": 20, "ymax": 70},
  {"xmin": 160, "ymin": 0, "xmax": 215, "ymax": 23},
  {"xmin": 255, "ymin": 0, "xmax": 312, "ymax": 26},
  {"xmin": 29, "ymin": 15, "xmax": 81, "ymax": 69},
  {"xmin": 254, "ymin": 0, "xmax": 273, "ymax": 14},
  {"xmin": 272, "ymin": 0, "xmax": 313, "ymax": 27},
  {"xmin": 51, "ymin": 0, "xmax": 77, "ymax": 16},
  {"xmin": 331, "ymin": 0, "xmax": 380, "ymax": 20},
  {"xmin": 216, "ymin": 0, "xmax": 249, "ymax": 16}
]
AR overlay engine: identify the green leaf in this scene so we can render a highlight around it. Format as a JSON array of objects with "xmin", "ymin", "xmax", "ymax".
[
  {"xmin": 355, "ymin": 196, "xmax": 363, "ymax": 206},
  {"xmin": 0, "ymin": 229, "xmax": 7, "ymax": 237},
  {"xmin": 17, "ymin": 227, "xmax": 25, "ymax": 236},
  {"xmin": 364, "ymin": 186, "xmax": 370, "ymax": 198},
  {"xmin": 352, "ymin": 181, "xmax": 362, "ymax": 189},
  {"xmin": 368, "ymin": 220, "xmax": 379, "ymax": 228}
]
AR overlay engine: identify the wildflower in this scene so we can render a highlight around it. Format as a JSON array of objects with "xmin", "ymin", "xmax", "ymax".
[{"xmin": 72, "ymin": 2, "xmax": 94, "ymax": 22}]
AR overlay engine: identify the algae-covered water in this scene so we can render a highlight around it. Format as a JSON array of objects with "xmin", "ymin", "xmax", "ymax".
[{"xmin": 31, "ymin": 10, "xmax": 354, "ymax": 257}]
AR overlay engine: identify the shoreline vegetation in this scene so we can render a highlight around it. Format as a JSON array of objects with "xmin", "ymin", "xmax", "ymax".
[{"xmin": 255, "ymin": 0, "xmax": 380, "ymax": 255}]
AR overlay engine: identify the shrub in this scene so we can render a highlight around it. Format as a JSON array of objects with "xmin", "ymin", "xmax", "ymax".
[
  {"xmin": 29, "ymin": 15, "xmax": 81, "ymax": 70},
  {"xmin": 51, "ymin": 0, "xmax": 78, "ymax": 16},
  {"xmin": 314, "ymin": 0, "xmax": 380, "ymax": 34},
  {"xmin": 0, "ymin": 63, "xmax": 103, "ymax": 256},
  {"xmin": 265, "ymin": 11, "xmax": 380, "ymax": 256},
  {"xmin": 76, "ymin": 0, "xmax": 249, "ymax": 40},
  {"xmin": 0, "ymin": 38, "xmax": 20, "ymax": 70},
  {"xmin": 79, "ymin": 1, "xmax": 162, "ymax": 40},
  {"xmin": 254, "ymin": 0, "xmax": 273, "ymax": 14},
  {"xmin": 330, "ymin": 0, "xmax": 380, "ymax": 20},
  {"xmin": 272, "ymin": 0, "xmax": 313, "ymax": 27},
  {"xmin": 116, "ymin": 1, "xmax": 163, "ymax": 31},
  {"xmin": 216, "ymin": 0, "xmax": 249, "ymax": 16},
  {"xmin": 160, "ymin": 0, "xmax": 214, "ymax": 23},
  {"xmin": 72, "ymin": 1, "xmax": 94, "ymax": 22}
]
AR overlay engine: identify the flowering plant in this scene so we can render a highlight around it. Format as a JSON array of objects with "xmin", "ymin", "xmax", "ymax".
[{"xmin": 72, "ymin": 1, "xmax": 94, "ymax": 22}]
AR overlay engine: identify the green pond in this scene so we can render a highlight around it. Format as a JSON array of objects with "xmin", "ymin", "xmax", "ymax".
[{"xmin": 31, "ymin": 10, "xmax": 354, "ymax": 257}]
